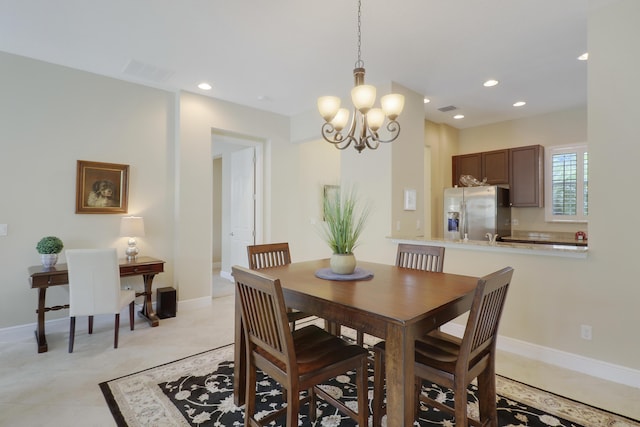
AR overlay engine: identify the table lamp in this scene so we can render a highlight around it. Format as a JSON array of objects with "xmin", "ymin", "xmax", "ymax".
[{"xmin": 120, "ymin": 216, "xmax": 145, "ymax": 260}]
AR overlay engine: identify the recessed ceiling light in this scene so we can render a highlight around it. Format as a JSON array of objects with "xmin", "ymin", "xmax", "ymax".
[
  {"xmin": 483, "ymin": 79, "xmax": 499, "ymax": 87},
  {"xmin": 453, "ymin": 114, "xmax": 465, "ymax": 120},
  {"xmin": 513, "ymin": 101, "xmax": 526, "ymax": 107},
  {"xmin": 198, "ymin": 82, "xmax": 212, "ymax": 90},
  {"xmin": 578, "ymin": 52, "xmax": 589, "ymax": 61},
  {"xmin": 423, "ymin": 97, "xmax": 431, "ymax": 104}
]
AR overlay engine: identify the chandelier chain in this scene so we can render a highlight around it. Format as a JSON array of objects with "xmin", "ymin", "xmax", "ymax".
[{"xmin": 355, "ymin": 0, "xmax": 363, "ymax": 68}]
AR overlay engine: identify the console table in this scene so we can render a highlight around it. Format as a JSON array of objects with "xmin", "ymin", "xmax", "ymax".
[{"xmin": 28, "ymin": 256, "xmax": 165, "ymax": 353}]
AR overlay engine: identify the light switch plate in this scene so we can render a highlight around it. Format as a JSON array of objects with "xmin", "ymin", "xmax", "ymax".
[{"xmin": 0, "ymin": 224, "xmax": 7, "ymax": 236}]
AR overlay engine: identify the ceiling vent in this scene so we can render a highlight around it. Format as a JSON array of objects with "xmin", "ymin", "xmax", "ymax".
[
  {"xmin": 122, "ymin": 59, "xmax": 174, "ymax": 83},
  {"xmin": 438, "ymin": 105, "xmax": 457, "ymax": 112}
]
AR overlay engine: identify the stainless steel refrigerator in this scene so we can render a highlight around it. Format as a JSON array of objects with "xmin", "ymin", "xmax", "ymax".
[{"xmin": 443, "ymin": 186, "xmax": 511, "ymax": 241}]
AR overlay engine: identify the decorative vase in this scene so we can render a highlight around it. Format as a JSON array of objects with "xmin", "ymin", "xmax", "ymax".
[
  {"xmin": 330, "ymin": 253, "xmax": 356, "ymax": 275},
  {"xmin": 41, "ymin": 254, "xmax": 58, "ymax": 268}
]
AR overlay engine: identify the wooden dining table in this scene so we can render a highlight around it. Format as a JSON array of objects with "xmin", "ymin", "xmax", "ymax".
[{"xmin": 233, "ymin": 259, "xmax": 478, "ymax": 426}]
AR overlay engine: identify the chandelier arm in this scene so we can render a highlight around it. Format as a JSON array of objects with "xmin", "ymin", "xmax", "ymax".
[
  {"xmin": 321, "ymin": 122, "xmax": 357, "ymax": 150},
  {"xmin": 371, "ymin": 120, "xmax": 401, "ymax": 144}
]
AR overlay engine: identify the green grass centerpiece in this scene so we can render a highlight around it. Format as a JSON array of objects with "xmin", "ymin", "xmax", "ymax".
[{"xmin": 320, "ymin": 186, "xmax": 371, "ymax": 274}]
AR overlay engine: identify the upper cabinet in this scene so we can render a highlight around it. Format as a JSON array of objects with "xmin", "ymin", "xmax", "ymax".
[
  {"xmin": 452, "ymin": 145, "xmax": 544, "ymax": 207},
  {"xmin": 482, "ymin": 149, "xmax": 509, "ymax": 184},
  {"xmin": 452, "ymin": 149, "xmax": 509, "ymax": 186},
  {"xmin": 451, "ymin": 153, "xmax": 481, "ymax": 186},
  {"xmin": 509, "ymin": 145, "xmax": 544, "ymax": 207}
]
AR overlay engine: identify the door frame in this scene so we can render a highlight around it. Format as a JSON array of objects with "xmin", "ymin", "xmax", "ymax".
[{"xmin": 212, "ymin": 130, "xmax": 264, "ymax": 282}]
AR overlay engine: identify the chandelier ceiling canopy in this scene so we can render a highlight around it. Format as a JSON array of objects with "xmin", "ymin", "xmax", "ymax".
[{"xmin": 317, "ymin": 0, "xmax": 405, "ymax": 153}]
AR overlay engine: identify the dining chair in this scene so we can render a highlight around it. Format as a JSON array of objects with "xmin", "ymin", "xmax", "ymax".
[
  {"xmin": 372, "ymin": 266, "xmax": 514, "ymax": 427},
  {"xmin": 66, "ymin": 248, "xmax": 136, "ymax": 353},
  {"xmin": 232, "ymin": 265, "xmax": 369, "ymax": 427},
  {"xmin": 355, "ymin": 243, "xmax": 446, "ymax": 345},
  {"xmin": 395, "ymin": 243, "xmax": 445, "ymax": 272},
  {"xmin": 247, "ymin": 242, "xmax": 314, "ymax": 328}
]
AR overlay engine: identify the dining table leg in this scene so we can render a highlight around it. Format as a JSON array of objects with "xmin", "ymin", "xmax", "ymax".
[
  {"xmin": 233, "ymin": 292, "xmax": 246, "ymax": 406},
  {"xmin": 384, "ymin": 323, "xmax": 415, "ymax": 426}
]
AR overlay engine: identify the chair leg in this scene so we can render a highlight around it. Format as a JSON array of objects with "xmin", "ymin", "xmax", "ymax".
[
  {"xmin": 453, "ymin": 380, "xmax": 469, "ymax": 427},
  {"xmin": 68, "ymin": 317, "xmax": 76, "ymax": 353},
  {"xmin": 356, "ymin": 330, "xmax": 364, "ymax": 346},
  {"xmin": 129, "ymin": 301, "xmax": 135, "ymax": 330},
  {"xmin": 308, "ymin": 386, "xmax": 316, "ymax": 422},
  {"xmin": 373, "ymin": 348, "xmax": 385, "ymax": 427},
  {"xmin": 245, "ymin": 364, "xmax": 257, "ymax": 425},
  {"xmin": 114, "ymin": 313, "xmax": 120, "ymax": 349},
  {"xmin": 356, "ymin": 355, "xmax": 369, "ymax": 426},
  {"xmin": 286, "ymin": 384, "xmax": 299, "ymax": 427},
  {"xmin": 478, "ymin": 358, "xmax": 498, "ymax": 426},
  {"xmin": 88, "ymin": 315, "xmax": 94, "ymax": 334}
]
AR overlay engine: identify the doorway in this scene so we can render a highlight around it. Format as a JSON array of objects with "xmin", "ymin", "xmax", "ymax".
[{"xmin": 212, "ymin": 131, "xmax": 264, "ymax": 289}]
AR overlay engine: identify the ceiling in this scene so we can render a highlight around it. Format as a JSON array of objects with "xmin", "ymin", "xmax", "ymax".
[{"xmin": 0, "ymin": 1, "xmax": 614, "ymax": 129}]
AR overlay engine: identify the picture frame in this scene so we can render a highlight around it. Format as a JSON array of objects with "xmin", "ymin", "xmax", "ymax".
[
  {"xmin": 323, "ymin": 185, "xmax": 340, "ymax": 221},
  {"xmin": 75, "ymin": 160, "xmax": 129, "ymax": 214}
]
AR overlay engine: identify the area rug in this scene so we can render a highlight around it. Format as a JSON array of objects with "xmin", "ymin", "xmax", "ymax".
[{"xmin": 100, "ymin": 343, "xmax": 640, "ymax": 427}]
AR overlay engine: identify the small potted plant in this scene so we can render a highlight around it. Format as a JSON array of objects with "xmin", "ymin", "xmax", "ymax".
[
  {"xmin": 36, "ymin": 236, "xmax": 64, "ymax": 267},
  {"xmin": 319, "ymin": 186, "xmax": 371, "ymax": 274}
]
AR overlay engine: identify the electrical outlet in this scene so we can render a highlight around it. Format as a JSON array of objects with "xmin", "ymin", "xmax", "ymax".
[
  {"xmin": 511, "ymin": 218, "xmax": 519, "ymax": 226},
  {"xmin": 0, "ymin": 224, "xmax": 7, "ymax": 236},
  {"xmin": 580, "ymin": 324, "xmax": 592, "ymax": 340},
  {"xmin": 396, "ymin": 221, "xmax": 401, "ymax": 231}
]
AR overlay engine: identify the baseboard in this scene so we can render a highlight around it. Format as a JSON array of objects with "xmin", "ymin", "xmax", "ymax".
[
  {"xmin": 219, "ymin": 270, "xmax": 233, "ymax": 282},
  {"xmin": 4, "ymin": 301, "xmax": 637, "ymax": 389},
  {"xmin": 0, "ymin": 297, "xmax": 214, "ymax": 344},
  {"xmin": 441, "ymin": 323, "xmax": 640, "ymax": 389}
]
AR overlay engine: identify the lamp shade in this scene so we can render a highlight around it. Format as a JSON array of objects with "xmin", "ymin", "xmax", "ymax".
[
  {"xmin": 330, "ymin": 108, "xmax": 350, "ymax": 131},
  {"xmin": 366, "ymin": 108, "xmax": 385, "ymax": 131},
  {"xmin": 381, "ymin": 93, "xmax": 405, "ymax": 120},
  {"xmin": 317, "ymin": 96, "xmax": 341, "ymax": 122},
  {"xmin": 120, "ymin": 216, "xmax": 145, "ymax": 237},
  {"xmin": 351, "ymin": 84, "xmax": 376, "ymax": 113}
]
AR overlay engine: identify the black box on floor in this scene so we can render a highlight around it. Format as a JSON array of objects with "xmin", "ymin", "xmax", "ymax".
[{"xmin": 156, "ymin": 287, "xmax": 177, "ymax": 319}]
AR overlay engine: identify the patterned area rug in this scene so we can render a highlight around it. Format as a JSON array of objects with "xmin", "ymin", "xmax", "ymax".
[{"xmin": 100, "ymin": 344, "xmax": 639, "ymax": 427}]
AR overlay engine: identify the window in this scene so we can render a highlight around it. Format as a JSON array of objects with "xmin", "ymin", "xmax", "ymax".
[{"xmin": 545, "ymin": 144, "xmax": 588, "ymax": 222}]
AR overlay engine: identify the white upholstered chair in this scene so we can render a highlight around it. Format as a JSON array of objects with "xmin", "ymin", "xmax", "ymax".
[{"xmin": 66, "ymin": 248, "xmax": 136, "ymax": 353}]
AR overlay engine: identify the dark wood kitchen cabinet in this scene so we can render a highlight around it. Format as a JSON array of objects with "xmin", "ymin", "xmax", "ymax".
[
  {"xmin": 452, "ymin": 149, "xmax": 508, "ymax": 186},
  {"xmin": 451, "ymin": 144, "xmax": 544, "ymax": 207},
  {"xmin": 482, "ymin": 149, "xmax": 509, "ymax": 184},
  {"xmin": 451, "ymin": 153, "xmax": 481, "ymax": 186},
  {"xmin": 509, "ymin": 145, "xmax": 544, "ymax": 207}
]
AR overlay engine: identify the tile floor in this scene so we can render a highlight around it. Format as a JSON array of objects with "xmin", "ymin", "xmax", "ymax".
[{"xmin": 1, "ymin": 272, "xmax": 638, "ymax": 426}]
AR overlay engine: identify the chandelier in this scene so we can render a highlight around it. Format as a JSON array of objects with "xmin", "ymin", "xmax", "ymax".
[{"xmin": 317, "ymin": 0, "xmax": 405, "ymax": 153}]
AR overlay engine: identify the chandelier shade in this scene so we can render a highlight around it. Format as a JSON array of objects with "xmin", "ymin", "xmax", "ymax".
[{"xmin": 318, "ymin": 0, "xmax": 404, "ymax": 153}]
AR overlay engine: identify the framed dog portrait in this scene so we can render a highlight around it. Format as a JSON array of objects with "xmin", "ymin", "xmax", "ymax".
[{"xmin": 75, "ymin": 160, "xmax": 129, "ymax": 214}]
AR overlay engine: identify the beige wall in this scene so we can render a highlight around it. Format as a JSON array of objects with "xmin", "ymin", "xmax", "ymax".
[
  {"xmin": 0, "ymin": 52, "xmax": 176, "ymax": 327},
  {"xmin": 1, "ymin": 0, "xmax": 638, "ymax": 378},
  {"xmin": 458, "ymin": 106, "xmax": 587, "ymax": 234},
  {"xmin": 440, "ymin": 0, "xmax": 640, "ymax": 371},
  {"xmin": 426, "ymin": 120, "xmax": 459, "ymax": 238}
]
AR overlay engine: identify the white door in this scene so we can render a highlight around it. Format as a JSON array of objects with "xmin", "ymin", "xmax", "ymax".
[{"xmin": 229, "ymin": 147, "xmax": 255, "ymax": 268}]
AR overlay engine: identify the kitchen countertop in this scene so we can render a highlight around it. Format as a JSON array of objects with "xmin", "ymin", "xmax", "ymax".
[
  {"xmin": 499, "ymin": 235, "xmax": 588, "ymax": 247},
  {"xmin": 389, "ymin": 236, "xmax": 588, "ymax": 259}
]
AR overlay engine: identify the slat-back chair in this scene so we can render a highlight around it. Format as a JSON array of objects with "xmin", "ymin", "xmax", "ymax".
[
  {"xmin": 355, "ymin": 243, "xmax": 446, "ymax": 345},
  {"xmin": 373, "ymin": 266, "xmax": 513, "ymax": 427},
  {"xmin": 232, "ymin": 266, "xmax": 368, "ymax": 427},
  {"xmin": 246, "ymin": 242, "xmax": 314, "ymax": 327},
  {"xmin": 396, "ymin": 243, "xmax": 445, "ymax": 272}
]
